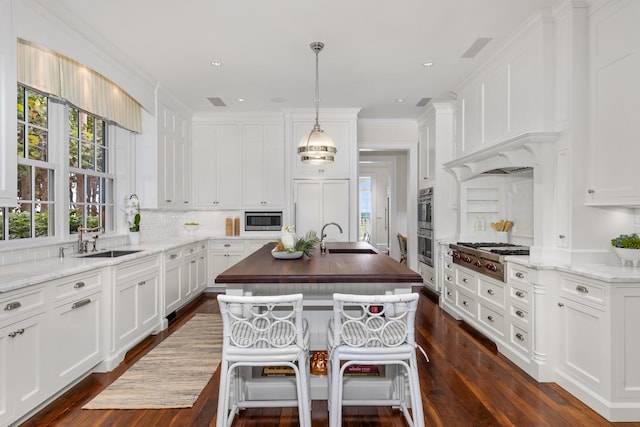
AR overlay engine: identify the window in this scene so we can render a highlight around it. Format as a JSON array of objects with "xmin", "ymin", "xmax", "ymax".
[
  {"xmin": 6, "ymin": 86, "xmax": 56, "ymax": 240},
  {"xmin": 68, "ymin": 107, "xmax": 114, "ymax": 233},
  {"xmin": 359, "ymin": 176, "xmax": 372, "ymax": 240}
]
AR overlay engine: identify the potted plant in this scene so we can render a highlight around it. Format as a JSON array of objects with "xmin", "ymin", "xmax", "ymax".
[
  {"xmin": 124, "ymin": 194, "xmax": 141, "ymax": 245},
  {"xmin": 611, "ymin": 233, "xmax": 640, "ymax": 267}
]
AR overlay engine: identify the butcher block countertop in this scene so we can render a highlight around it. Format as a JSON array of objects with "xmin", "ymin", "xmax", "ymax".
[{"xmin": 215, "ymin": 241, "xmax": 423, "ymax": 284}]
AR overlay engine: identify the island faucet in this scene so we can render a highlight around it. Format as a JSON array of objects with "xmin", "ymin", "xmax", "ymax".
[
  {"xmin": 77, "ymin": 226, "xmax": 104, "ymax": 253},
  {"xmin": 320, "ymin": 222, "xmax": 343, "ymax": 253}
]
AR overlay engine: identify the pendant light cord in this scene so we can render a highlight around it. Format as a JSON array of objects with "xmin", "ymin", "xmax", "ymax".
[{"xmin": 314, "ymin": 48, "xmax": 320, "ymax": 129}]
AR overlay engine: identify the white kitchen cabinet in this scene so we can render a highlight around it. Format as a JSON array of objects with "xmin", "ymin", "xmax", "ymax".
[
  {"xmin": 164, "ymin": 248, "xmax": 183, "ymax": 315},
  {"xmin": 195, "ymin": 243, "xmax": 208, "ymax": 292},
  {"xmin": 0, "ymin": 285, "xmax": 47, "ymax": 426},
  {"xmin": 208, "ymin": 239, "xmax": 246, "ymax": 286},
  {"xmin": 585, "ymin": 0, "xmax": 640, "ymax": 206},
  {"xmin": 113, "ymin": 256, "xmax": 161, "ymax": 356},
  {"xmin": 164, "ymin": 242, "xmax": 208, "ymax": 315},
  {"xmin": 49, "ymin": 271, "xmax": 103, "ymax": 390},
  {"xmin": 418, "ymin": 120, "xmax": 435, "ymax": 187},
  {"xmin": 293, "ymin": 179, "xmax": 349, "ymax": 240},
  {"xmin": 193, "ymin": 124, "xmax": 242, "ymax": 208},
  {"xmin": 242, "ymin": 124, "xmax": 286, "ymax": 207},
  {"xmin": 0, "ymin": 0, "xmax": 17, "ymax": 207}
]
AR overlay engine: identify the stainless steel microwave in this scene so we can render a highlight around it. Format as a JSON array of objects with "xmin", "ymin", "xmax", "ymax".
[{"xmin": 244, "ymin": 211, "xmax": 283, "ymax": 231}]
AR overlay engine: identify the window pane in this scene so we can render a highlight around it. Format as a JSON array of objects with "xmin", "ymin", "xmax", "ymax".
[
  {"xmin": 96, "ymin": 119, "xmax": 104, "ymax": 146},
  {"xmin": 87, "ymin": 175, "xmax": 100, "ymax": 203},
  {"xmin": 17, "ymin": 123, "xmax": 25, "ymax": 158},
  {"xmin": 69, "ymin": 107, "xmax": 79, "ymax": 138},
  {"xmin": 8, "ymin": 205, "xmax": 32, "ymax": 239},
  {"xmin": 69, "ymin": 203, "xmax": 82, "ymax": 234},
  {"xmin": 34, "ymin": 167, "xmax": 53, "ymax": 201},
  {"xmin": 69, "ymin": 173, "xmax": 85, "ymax": 204},
  {"xmin": 28, "ymin": 127, "xmax": 48, "ymax": 161},
  {"xmin": 17, "ymin": 165, "xmax": 31, "ymax": 200},
  {"xmin": 17, "ymin": 85, "xmax": 24, "ymax": 121},
  {"xmin": 69, "ymin": 138, "xmax": 79, "ymax": 168},
  {"xmin": 82, "ymin": 141, "xmax": 95, "ymax": 169},
  {"xmin": 0, "ymin": 208, "xmax": 4, "ymax": 240},
  {"xmin": 35, "ymin": 203, "xmax": 53, "ymax": 237},
  {"xmin": 96, "ymin": 146, "xmax": 106, "ymax": 172},
  {"xmin": 27, "ymin": 89, "xmax": 47, "ymax": 128},
  {"xmin": 87, "ymin": 204, "xmax": 99, "ymax": 228}
]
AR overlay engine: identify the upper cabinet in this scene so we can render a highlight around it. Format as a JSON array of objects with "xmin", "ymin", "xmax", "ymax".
[
  {"xmin": 454, "ymin": 12, "xmax": 554, "ymax": 158},
  {"xmin": 0, "ymin": 0, "xmax": 17, "ymax": 207},
  {"xmin": 585, "ymin": 0, "xmax": 640, "ymax": 206},
  {"xmin": 242, "ymin": 124, "xmax": 286, "ymax": 208},
  {"xmin": 192, "ymin": 124, "xmax": 242, "ymax": 208}
]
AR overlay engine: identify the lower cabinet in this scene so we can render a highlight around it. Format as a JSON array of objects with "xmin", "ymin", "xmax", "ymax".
[
  {"xmin": 208, "ymin": 239, "xmax": 246, "ymax": 285},
  {"xmin": 113, "ymin": 256, "xmax": 161, "ymax": 355},
  {"xmin": 164, "ymin": 242, "xmax": 208, "ymax": 316}
]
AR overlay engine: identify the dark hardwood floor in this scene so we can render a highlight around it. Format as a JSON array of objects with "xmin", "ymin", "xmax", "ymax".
[{"xmin": 21, "ymin": 290, "xmax": 639, "ymax": 427}]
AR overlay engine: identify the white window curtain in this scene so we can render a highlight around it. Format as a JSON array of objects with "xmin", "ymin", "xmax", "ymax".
[{"xmin": 17, "ymin": 39, "xmax": 142, "ymax": 133}]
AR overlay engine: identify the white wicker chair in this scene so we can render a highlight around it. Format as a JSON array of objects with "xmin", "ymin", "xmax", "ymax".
[
  {"xmin": 216, "ymin": 293, "xmax": 311, "ymax": 427},
  {"xmin": 327, "ymin": 292, "xmax": 427, "ymax": 427}
]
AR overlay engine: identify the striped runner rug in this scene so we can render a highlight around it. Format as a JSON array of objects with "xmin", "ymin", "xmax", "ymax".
[{"xmin": 83, "ymin": 313, "xmax": 222, "ymax": 409}]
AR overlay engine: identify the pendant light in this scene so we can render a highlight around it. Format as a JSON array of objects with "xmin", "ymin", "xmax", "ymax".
[{"xmin": 298, "ymin": 42, "xmax": 336, "ymax": 164}]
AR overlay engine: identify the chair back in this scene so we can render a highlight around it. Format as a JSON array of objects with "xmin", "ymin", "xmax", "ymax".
[
  {"xmin": 331, "ymin": 293, "xmax": 419, "ymax": 349},
  {"xmin": 217, "ymin": 293, "xmax": 306, "ymax": 349}
]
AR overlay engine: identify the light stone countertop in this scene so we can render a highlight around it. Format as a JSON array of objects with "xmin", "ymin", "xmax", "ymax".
[
  {"xmin": 0, "ymin": 233, "xmax": 283, "ymax": 294},
  {"xmin": 507, "ymin": 256, "xmax": 640, "ymax": 283}
]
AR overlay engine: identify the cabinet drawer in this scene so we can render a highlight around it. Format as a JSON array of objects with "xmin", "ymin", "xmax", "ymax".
[
  {"xmin": 508, "ymin": 265, "xmax": 530, "ymax": 285},
  {"xmin": 478, "ymin": 304, "xmax": 505, "ymax": 337},
  {"xmin": 209, "ymin": 240, "xmax": 245, "ymax": 252},
  {"xmin": 455, "ymin": 269, "xmax": 476, "ymax": 293},
  {"xmin": 443, "ymin": 284, "xmax": 455, "ymax": 305},
  {"xmin": 478, "ymin": 277, "xmax": 505, "ymax": 309},
  {"xmin": 0, "ymin": 285, "xmax": 46, "ymax": 322},
  {"xmin": 509, "ymin": 323, "xmax": 530, "ymax": 355},
  {"xmin": 52, "ymin": 271, "xmax": 102, "ymax": 304},
  {"xmin": 510, "ymin": 304, "xmax": 530, "ymax": 326},
  {"xmin": 116, "ymin": 255, "xmax": 161, "ymax": 280},
  {"xmin": 165, "ymin": 249, "xmax": 183, "ymax": 263},
  {"xmin": 455, "ymin": 290, "xmax": 477, "ymax": 318},
  {"xmin": 561, "ymin": 275, "xmax": 605, "ymax": 306},
  {"xmin": 510, "ymin": 285, "xmax": 530, "ymax": 307}
]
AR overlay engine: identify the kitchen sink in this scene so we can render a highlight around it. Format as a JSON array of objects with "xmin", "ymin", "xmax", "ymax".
[
  {"xmin": 81, "ymin": 250, "xmax": 142, "ymax": 258},
  {"xmin": 328, "ymin": 248, "xmax": 377, "ymax": 254}
]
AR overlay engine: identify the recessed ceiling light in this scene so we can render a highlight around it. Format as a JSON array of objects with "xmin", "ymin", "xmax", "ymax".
[
  {"xmin": 396, "ymin": 98, "xmax": 406, "ymax": 103},
  {"xmin": 423, "ymin": 61, "xmax": 434, "ymax": 67},
  {"xmin": 237, "ymin": 98, "xmax": 245, "ymax": 102},
  {"xmin": 211, "ymin": 60, "xmax": 222, "ymax": 67}
]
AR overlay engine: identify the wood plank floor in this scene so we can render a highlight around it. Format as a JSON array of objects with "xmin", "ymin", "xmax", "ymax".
[{"xmin": 21, "ymin": 290, "xmax": 639, "ymax": 427}]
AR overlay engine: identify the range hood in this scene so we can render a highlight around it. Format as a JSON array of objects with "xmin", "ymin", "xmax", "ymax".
[{"xmin": 443, "ymin": 132, "xmax": 559, "ymax": 181}]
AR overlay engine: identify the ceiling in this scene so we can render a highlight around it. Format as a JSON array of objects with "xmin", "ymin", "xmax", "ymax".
[{"xmin": 40, "ymin": 0, "xmax": 556, "ymax": 120}]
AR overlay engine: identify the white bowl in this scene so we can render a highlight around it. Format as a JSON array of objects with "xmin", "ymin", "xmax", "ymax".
[
  {"xmin": 271, "ymin": 249, "xmax": 303, "ymax": 259},
  {"xmin": 613, "ymin": 247, "xmax": 640, "ymax": 267}
]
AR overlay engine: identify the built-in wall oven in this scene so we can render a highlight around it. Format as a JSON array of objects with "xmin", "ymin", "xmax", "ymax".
[{"xmin": 417, "ymin": 187, "xmax": 434, "ymax": 266}]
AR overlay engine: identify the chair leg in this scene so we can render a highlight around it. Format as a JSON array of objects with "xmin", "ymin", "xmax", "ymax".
[
  {"xmin": 216, "ymin": 360, "xmax": 230, "ymax": 427},
  {"xmin": 296, "ymin": 356, "xmax": 312, "ymax": 427},
  {"xmin": 328, "ymin": 355, "xmax": 342, "ymax": 427},
  {"xmin": 408, "ymin": 356, "xmax": 425, "ymax": 427}
]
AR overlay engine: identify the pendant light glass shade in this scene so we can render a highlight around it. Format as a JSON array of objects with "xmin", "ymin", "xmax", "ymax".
[{"xmin": 298, "ymin": 42, "xmax": 335, "ymax": 164}]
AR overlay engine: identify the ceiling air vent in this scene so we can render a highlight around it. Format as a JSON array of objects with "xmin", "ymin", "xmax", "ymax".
[
  {"xmin": 207, "ymin": 97, "xmax": 227, "ymax": 107},
  {"xmin": 461, "ymin": 37, "xmax": 493, "ymax": 59},
  {"xmin": 416, "ymin": 97, "xmax": 431, "ymax": 107}
]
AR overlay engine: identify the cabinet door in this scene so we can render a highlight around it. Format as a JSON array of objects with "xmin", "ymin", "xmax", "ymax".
[
  {"xmin": 138, "ymin": 273, "xmax": 160, "ymax": 331},
  {"xmin": 214, "ymin": 125, "xmax": 242, "ymax": 207},
  {"xmin": 557, "ymin": 297, "xmax": 607, "ymax": 394},
  {"xmin": 294, "ymin": 180, "xmax": 349, "ymax": 240},
  {"xmin": 242, "ymin": 125, "xmax": 285, "ymax": 207},
  {"xmin": 196, "ymin": 251, "xmax": 207, "ymax": 291},
  {"xmin": 51, "ymin": 293, "xmax": 102, "ymax": 388},
  {"xmin": 193, "ymin": 125, "xmax": 216, "ymax": 206},
  {"xmin": 164, "ymin": 260, "xmax": 182, "ymax": 315},
  {"xmin": 114, "ymin": 279, "xmax": 138, "ymax": 350},
  {"xmin": 0, "ymin": 314, "xmax": 47, "ymax": 423},
  {"xmin": 294, "ymin": 181, "xmax": 322, "ymax": 237},
  {"xmin": 263, "ymin": 125, "xmax": 285, "ymax": 206},
  {"xmin": 157, "ymin": 132, "xmax": 174, "ymax": 207},
  {"xmin": 183, "ymin": 256, "xmax": 197, "ymax": 300}
]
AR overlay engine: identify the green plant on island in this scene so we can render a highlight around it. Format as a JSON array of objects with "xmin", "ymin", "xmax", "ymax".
[
  {"xmin": 611, "ymin": 233, "xmax": 640, "ymax": 249},
  {"xmin": 274, "ymin": 230, "xmax": 320, "ymax": 258}
]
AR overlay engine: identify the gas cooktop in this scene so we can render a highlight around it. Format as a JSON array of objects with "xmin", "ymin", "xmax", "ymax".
[{"xmin": 455, "ymin": 242, "xmax": 530, "ymax": 256}]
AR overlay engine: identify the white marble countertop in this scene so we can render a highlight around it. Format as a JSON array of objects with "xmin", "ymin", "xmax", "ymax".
[{"xmin": 507, "ymin": 256, "xmax": 640, "ymax": 283}]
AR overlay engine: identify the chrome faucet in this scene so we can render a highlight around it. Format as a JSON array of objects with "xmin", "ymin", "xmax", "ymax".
[
  {"xmin": 77, "ymin": 226, "xmax": 104, "ymax": 253},
  {"xmin": 320, "ymin": 222, "xmax": 343, "ymax": 253}
]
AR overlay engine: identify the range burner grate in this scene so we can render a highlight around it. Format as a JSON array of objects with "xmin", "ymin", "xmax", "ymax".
[{"xmin": 456, "ymin": 242, "xmax": 519, "ymax": 248}]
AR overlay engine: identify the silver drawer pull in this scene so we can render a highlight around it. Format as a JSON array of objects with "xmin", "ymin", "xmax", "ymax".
[
  {"xmin": 4, "ymin": 301, "xmax": 21, "ymax": 311},
  {"xmin": 462, "ymin": 278, "xmax": 468, "ymax": 283},
  {"xmin": 446, "ymin": 263, "xmax": 451, "ymax": 268},
  {"xmin": 191, "ymin": 260, "xmax": 196, "ymax": 264},
  {"xmin": 462, "ymin": 301, "xmax": 469, "ymax": 307},
  {"xmin": 515, "ymin": 310, "xmax": 525, "ymax": 318},
  {"xmin": 515, "ymin": 333, "xmax": 525, "ymax": 341},
  {"xmin": 446, "ymin": 291, "xmax": 452, "ymax": 296},
  {"xmin": 138, "ymin": 280, "xmax": 147, "ymax": 286},
  {"xmin": 487, "ymin": 289, "xmax": 495, "ymax": 295},
  {"xmin": 189, "ymin": 249, "xmax": 194, "ymax": 253},
  {"xmin": 515, "ymin": 291, "xmax": 525, "ymax": 298},
  {"xmin": 515, "ymin": 272, "xmax": 524, "ymax": 279},
  {"xmin": 224, "ymin": 244, "xmax": 231, "ymax": 247},
  {"xmin": 71, "ymin": 299, "xmax": 91, "ymax": 310},
  {"xmin": 576, "ymin": 285, "xmax": 589, "ymax": 294},
  {"xmin": 74, "ymin": 281, "xmax": 85, "ymax": 289},
  {"xmin": 487, "ymin": 315, "xmax": 494, "ymax": 322},
  {"xmin": 169, "ymin": 254, "xmax": 178, "ymax": 259},
  {"xmin": 446, "ymin": 276, "xmax": 452, "ymax": 281}
]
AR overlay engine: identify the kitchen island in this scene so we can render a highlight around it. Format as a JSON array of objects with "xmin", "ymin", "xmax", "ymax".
[{"xmin": 215, "ymin": 241, "xmax": 423, "ymax": 401}]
